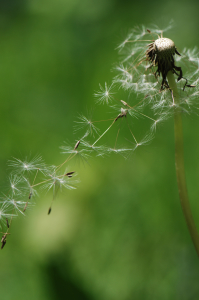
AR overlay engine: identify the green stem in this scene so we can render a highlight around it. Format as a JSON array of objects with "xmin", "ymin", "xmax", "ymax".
[{"xmin": 167, "ymin": 70, "xmax": 199, "ymax": 257}]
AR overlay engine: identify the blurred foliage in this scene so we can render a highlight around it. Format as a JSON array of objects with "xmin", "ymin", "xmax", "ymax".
[{"xmin": 1, "ymin": 0, "xmax": 199, "ymax": 300}]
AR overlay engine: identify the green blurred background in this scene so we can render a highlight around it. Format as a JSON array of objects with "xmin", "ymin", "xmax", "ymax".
[{"xmin": 1, "ymin": 0, "xmax": 199, "ymax": 299}]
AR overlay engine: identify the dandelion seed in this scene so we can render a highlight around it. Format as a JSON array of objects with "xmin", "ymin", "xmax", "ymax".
[
  {"xmin": 128, "ymin": 108, "xmax": 142, "ymax": 119},
  {"xmin": 135, "ymin": 133, "xmax": 154, "ymax": 148},
  {"xmin": 114, "ymin": 65, "xmax": 134, "ymax": 84},
  {"xmin": 81, "ymin": 139, "xmax": 110, "ymax": 157},
  {"xmin": 121, "ymin": 100, "xmax": 128, "ymax": 106},
  {"xmin": 23, "ymin": 177, "xmax": 38, "ymax": 199},
  {"xmin": 9, "ymin": 156, "xmax": 45, "ymax": 174},
  {"xmin": 23, "ymin": 202, "xmax": 28, "ymax": 212},
  {"xmin": 9, "ymin": 175, "xmax": 24, "ymax": 196},
  {"xmin": 94, "ymin": 82, "xmax": 115, "ymax": 105},
  {"xmin": 74, "ymin": 140, "xmax": 80, "ymax": 150},
  {"xmin": 3, "ymin": 195, "xmax": 27, "ymax": 215},
  {"xmin": 65, "ymin": 171, "xmax": 75, "ymax": 177},
  {"xmin": 150, "ymin": 113, "xmax": 169, "ymax": 132},
  {"xmin": 6, "ymin": 218, "xmax": 9, "ymax": 228},
  {"xmin": 0, "ymin": 203, "xmax": 15, "ymax": 229},
  {"xmin": 115, "ymin": 108, "xmax": 128, "ymax": 121},
  {"xmin": 1, "ymin": 234, "xmax": 7, "ymax": 249},
  {"xmin": 117, "ymin": 32, "xmax": 134, "ymax": 51},
  {"xmin": 108, "ymin": 147, "xmax": 134, "ymax": 158},
  {"xmin": 74, "ymin": 114, "xmax": 100, "ymax": 137},
  {"xmin": 43, "ymin": 169, "xmax": 78, "ymax": 195},
  {"xmin": 182, "ymin": 47, "xmax": 199, "ymax": 63},
  {"xmin": 61, "ymin": 142, "xmax": 91, "ymax": 163}
]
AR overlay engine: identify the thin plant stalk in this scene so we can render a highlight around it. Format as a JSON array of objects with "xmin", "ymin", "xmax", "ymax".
[{"xmin": 167, "ymin": 70, "xmax": 199, "ymax": 256}]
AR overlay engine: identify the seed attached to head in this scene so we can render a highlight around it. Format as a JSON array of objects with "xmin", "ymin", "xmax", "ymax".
[
  {"xmin": 65, "ymin": 171, "xmax": 75, "ymax": 177},
  {"xmin": 74, "ymin": 140, "xmax": 80, "ymax": 150}
]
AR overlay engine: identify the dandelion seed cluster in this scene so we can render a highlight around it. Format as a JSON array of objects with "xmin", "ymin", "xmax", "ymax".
[
  {"xmin": 74, "ymin": 24, "xmax": 199, "ymax": 162},
  {"xmin": 0, "ymin": 155, "xmax": 77, "ymax": 249},
  {"xmin": 2, "ymin": 23, "xmax": 199, "ymax": 249}
]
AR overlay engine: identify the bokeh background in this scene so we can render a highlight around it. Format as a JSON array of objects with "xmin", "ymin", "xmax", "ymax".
[{"xmin": 1, "ymin": 0, "xmax": 199, "ymax": 299}]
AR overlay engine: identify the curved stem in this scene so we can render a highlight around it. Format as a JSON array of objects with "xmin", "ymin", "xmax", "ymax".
[{"xmin": 167, "ymin": 71, "xmax": 199, "ymax": 257}]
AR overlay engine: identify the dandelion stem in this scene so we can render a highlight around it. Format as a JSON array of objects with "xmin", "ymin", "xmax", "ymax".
[{"xmin": 167, "ymin": 70, "xmax": 199, "ymax": 257}]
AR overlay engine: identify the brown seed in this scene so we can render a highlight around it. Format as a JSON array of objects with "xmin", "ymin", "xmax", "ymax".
[
  {"xmin": 1, "ymin": 239, "xmax": 6, "ymax": 249},
  {"xmin": 74, "ymin": 140, "xmax": 80, "ymax": 150},
  {"xmin": 6, "ymin": 218, "xmax": 9, "ymax": 228},
  {"xmin": 65, "ymin": 171, "xmax": 75, "ymax": 177},
  {"xmin": 121, "ymin": 100, "xmax": 128, "ymax": 106},
  {"xmin": 1, "ymin": 234, "xmax": 6, "ymax": 243},
  {"xmin": 23, "ymin": 201, "xmax": 28, "ymax": 212}
]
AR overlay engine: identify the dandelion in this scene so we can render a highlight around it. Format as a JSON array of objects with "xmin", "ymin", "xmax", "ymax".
[
  {"xmin": 113, "ymin": 24, "xmax": 199, "ymax": 257},
  {"xmin": 88, "ymin": 24, "xmax": 199, "ymax": 258},
  {"xmin": 3, "ymin": 23, "xmax": 199, "ymax": 256},
  {"xmin": 114, "ymin": 26, "xmax": 199, "ymax": 113}
]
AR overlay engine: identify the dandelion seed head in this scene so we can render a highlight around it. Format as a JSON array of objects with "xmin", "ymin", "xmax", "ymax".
[
  {"xmin": 114, "ymin": 23, "xmax": 199, "ymax": 117},
  {"xmin": 154, "ymin": 38, "xmax": 175, "ymax": 57}
]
